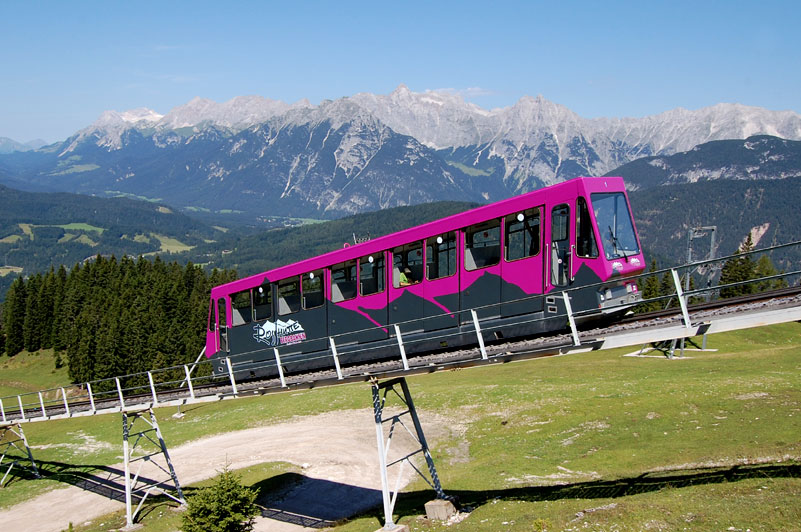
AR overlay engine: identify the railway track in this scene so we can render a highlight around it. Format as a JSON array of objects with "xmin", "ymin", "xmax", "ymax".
[{"xmin": 3, "ymin": 287, "xmax": 801, "ymax": 425}]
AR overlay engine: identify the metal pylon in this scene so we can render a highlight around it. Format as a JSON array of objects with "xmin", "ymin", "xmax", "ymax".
[
  {"xmin": 371, "ymin": 377, "xmax": 448, "ymax": 529},
  {"xmin": 0, "ymin": 423, "xmax": 40, "ymax": 487},
  {"xmin": 121, "ymin": 408, "xmax": 185, "ymax": 528}
]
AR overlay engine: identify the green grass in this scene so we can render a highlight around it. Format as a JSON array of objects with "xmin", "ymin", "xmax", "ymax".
[
  {"xmin": 104, "ymin": 191, "xmax": 164, "ymax": 203},
  {"xmin": 55, "ymin": 223, "xmax": 105, "ymax": 234},
  {"xmin": 48, "ymin": 164, "xmax": 101, "ymax": 175},
  {"xmin": 18, "ymin": 223, "xmax": 33, "ymax": 239},
  {"xmin": 151, "ymin": 233, "xmax": 193, "ymax": 253},
  {"xmin": 0, "ymin": 265, "xmax": 24, "ymax": 276},
  {"xmin": 0, "ymin": 234, "xmax": 23, "ymax": 244},
  {"xmin": 74, "ymin": 234, "xmax": 98, "ymax": 246},
  {"xmin": 445, "ymin": 161, "xmax": 492, "ymax": 177},
  {"xmin": 0, "ymin": 349, "xmax": 70, "ymax": 397},
  {"xmin": 1, "ymin": 324, "xmax": 800, "ymax": 531}
]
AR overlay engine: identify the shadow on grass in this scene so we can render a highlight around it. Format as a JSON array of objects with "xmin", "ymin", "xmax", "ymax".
[
  {"xmin": 6, "ymin": 458, "xmax": 799, "ymax": 528},
  {"xmin": 368, "ymin": 461, "xmax": 801, "ymax": 524},
  {"xmin": 2, "ymin": 457, "xmax": 180, "ymax": 506},
  {"xmin": 254, "ymin": 472, "xmax": 383, "ymax": 529}
]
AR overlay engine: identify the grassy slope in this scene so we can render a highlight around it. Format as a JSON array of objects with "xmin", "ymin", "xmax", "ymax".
[{"xmin": 1, "ymin": 324, "xmax": 800, "ymax": 531}]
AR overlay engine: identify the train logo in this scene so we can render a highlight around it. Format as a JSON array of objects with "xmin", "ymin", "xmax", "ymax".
[{"xmin": 253, "ymin": 319, "xmax": 307, "ymax": 347}]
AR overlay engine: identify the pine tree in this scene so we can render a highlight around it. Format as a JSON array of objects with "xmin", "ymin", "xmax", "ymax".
[
  {"xmin": 754, "ymin": 255, "xmax": 788, "ymax": 292},
  {"xmin": 0, "ymin": 316, "xmax": 5, "ymax": 356},
  {"xmin": 38, "ymin": 268, "xmax": 56, "ymax": 350},
  {"xmin": 635, "ymin": 259, "xmax": 662, "ymax": 313},
  {"xmin": 720, "ymin": 234, "xmax": 757, "ymax": 298},
  {"xmin": 658, "ymin": 269, "xmax": 677, "ymax": 308},
  {"xmin": 181, "ymin": 466, "xmax": 258, "ymax": 532},
  {"xmin": 4, "ymin": 277, "xmax": 26, "ymax": 356}
]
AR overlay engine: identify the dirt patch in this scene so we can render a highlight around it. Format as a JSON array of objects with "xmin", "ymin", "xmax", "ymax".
[{"xmin": 0, "ymin": 408, "xmax": 453, "ymax": 532}]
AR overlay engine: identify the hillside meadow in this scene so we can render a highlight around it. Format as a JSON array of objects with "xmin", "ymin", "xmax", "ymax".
[{"xmin": 0, "ymin": 323, "xmax": 799, "ymax": 531}]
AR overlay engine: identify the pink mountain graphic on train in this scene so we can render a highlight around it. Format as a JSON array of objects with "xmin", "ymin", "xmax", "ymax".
[{"xmin": 253, "ymin": 319, "xmax": 307, "ymax": 347}]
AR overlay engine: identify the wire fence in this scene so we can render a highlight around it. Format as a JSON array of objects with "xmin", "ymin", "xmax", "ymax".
[{"xmin": 2, "ymin": 240, "xmax": 800, "ymax": 425}]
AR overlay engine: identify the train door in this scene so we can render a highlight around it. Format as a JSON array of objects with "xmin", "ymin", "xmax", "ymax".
[
  {"xmin": 550, "ymin": 204, "xmax": 572, "ymax": 289},
  {"xmin": 423, "ymin": 231, "xmax": 460, "ymax": 331},
  {"xmin": 460, "ymin": 218, "xmax": 502, "ymax": 321},
  {"xmin": 389, "ymin": 241, "xmax": 425, "ymax": 333},
  {"xmin": 501, "ymin": 207, "xmax": 545, "ymax": 317},
  {"xmin": 217, "ymin": 297, "xmax": 229, "ymax": 353},
  {"xmin": 356, "ymin": 252, "xmax": 389, "ymax": 342}
]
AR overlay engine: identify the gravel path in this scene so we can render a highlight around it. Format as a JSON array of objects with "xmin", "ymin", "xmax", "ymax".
[{"xmin": 0, "ymin": 408, "xmax": 445, "ymax": 532}]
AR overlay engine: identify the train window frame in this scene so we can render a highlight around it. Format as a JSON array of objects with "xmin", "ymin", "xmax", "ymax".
[
  {"xmin": 230, "ymin": 289, "xmax": 253, "ymax": 326},
  {"xmin": 426, "ymin": 231, "xmax": 457, "ymax": 280},
  {"xmin": 254, "ymin": 283, "xmax": 272, "ymax": 321},
  {"xmin": 576, "ymin": 197, "xmax": 599, "ymax": 258},
  {"xmin": 393, "ymin": 241, "xmax": 424, "ymax": 287},
  {"xmin": 277, "ymin": 277, "xmax": 301, "ymax": 315},
  {"xmin": 504, "ymin": 208, "xmax": 541, "ymax": 262},
  {"xmin": 331, "ymin": 260, "xmax": 358, "ymax": 302},
  {"xmin": 359, "ymin": 253, "xmax": 385, "ymax": 296},
  {"xmin": 551, "ymin": 204, "xmax": 569, "ymax": 242},
  {"xmin": 207, "ymin": 299, "xmax": 215, "ymax": 332},
  {"xmin": 464, "ymin": 219, "xmax": 501, "ymax": 271},
  {"xmin": 302, "ymin": 270, "xmax": 325, "ymax": 309}
]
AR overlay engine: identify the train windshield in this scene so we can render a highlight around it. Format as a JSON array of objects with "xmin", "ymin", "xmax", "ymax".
[{"xmin": 591, "ymin": 192, "xmax": 639, "ymax": 260}]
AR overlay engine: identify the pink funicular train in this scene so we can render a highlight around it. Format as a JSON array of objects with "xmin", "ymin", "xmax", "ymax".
[{"xmin": 205, "ymin": 176, "xmax": 645, "ymax": 379}]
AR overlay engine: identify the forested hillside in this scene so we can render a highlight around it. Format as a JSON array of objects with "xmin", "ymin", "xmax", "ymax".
[
  {"xmin": 0, "ymin": 183, "xmax": 226, "ymax": 298},
  {"xmin": 186, "ymin": 200, "xmax": 480, "ymax": 277},
  {"xmin": 2, "ymin": 256, "xmax": 235, "ymax": 387},
  {"xmin": 628, "ymin": 177, "xmax": 801, "ymax": 268}
]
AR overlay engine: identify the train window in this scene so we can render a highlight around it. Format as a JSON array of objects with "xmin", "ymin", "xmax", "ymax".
[
  {"xmin": 302, "ymin": 270, "xmax": 324, "ymax": 309},
  {"xmin": 576, "ymin": 197, "xmax": 599, "ymax": 258},
  {"xmin": 207, "ymin": 300, "xmax": 215, "ymax": 332},
  {"xmin": 331, "ymin": 260, "xmax": 358, "ymax": 302},
  {"xmin": 505, "ymin": 208, "xmax": 541, "ymax": 261},
  {"xmin": 231, "ymin": 289, "xmax": 253, "ymax": 326},
  {"xmin": 393, "ymin": 242, "xmax": 423, "ymax": 287},
  {"xmin": 426, "ymin": 232, "xmax": 456, "ymax": 280},
  {"xmin": 278, "ymin": 278, "xmax": 301, "ymax": 315},
  {"xmin": 591, "ymin": 192, "xmax": 640, "ymax": 259},
  {"xmin": 360, "ymin": 254, "xmax": 385, "ymax": 296},
  {"xmin": 464, "ymin": 219, "xmax": 501, "ymax": 271},
  {"xmin": 254, "ymin": 283, "xmax": 272, "ymax": 321},
  {"xmin": 552, "ymin": 205, "xmax": 569, "ymax": 242}
]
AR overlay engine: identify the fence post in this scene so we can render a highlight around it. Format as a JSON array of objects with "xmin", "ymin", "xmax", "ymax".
[
  {"xmin": 60, "ymin": 388, "xmax": 71, "ymax": 417},
  {"xmin": 183, "ymin": 365, "xmax": 195, "ymax": 399},
  {"xmin": 225, "ymin": 358, "xmax": 238, "ymax": 396},
  {"xmin": 115, "ymin": 378, "xmax": 125, "ymax": 410},
  {"xmin": 394, "ymin": 324, "xmax": 410, "ymax": 371},
  {"xmin": 86, "ymin": 382, "xmax": 97, "ymax": 414},
  {"xmin": 147, "ymin": 372, "xmax": 159, "ymax": 406},
  {"xmin": 562, "ymin": 291, "xmax": 580, "ymax": 346},
  {"xmin": 470, "ymin": 309, "xmax": 488, "ymax": 360},
  {"xmin": 273, "ymin": 348, "xmax": 287, "ymax": 388},
  {"xmin": 17, "ymin": 395, "xmax": 26, "ymax": 421},
  {"xmin": 38, "ymin": 392, "xmax": 46, "ymax": 419},
  {"xmin": 329, "ymin": 337, "xmax": 344, "ymax": 380},
  {"xmin": 671, "ymin": 269, "xmax": 692, "ymax": 328}
]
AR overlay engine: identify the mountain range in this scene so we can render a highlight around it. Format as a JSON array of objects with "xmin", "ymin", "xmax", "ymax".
[
  {"xmin": 2, "ymin": 85, "xmax": 801, "ymax": 221},
  {"xmin": 0, "ymin": 137, "xmax": 47, "ymax": 154}
]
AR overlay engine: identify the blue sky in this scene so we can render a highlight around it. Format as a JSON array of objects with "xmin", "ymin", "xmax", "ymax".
[{"xmin": 2, "ymin": 0, "xmax": 799, "ymax": 143}]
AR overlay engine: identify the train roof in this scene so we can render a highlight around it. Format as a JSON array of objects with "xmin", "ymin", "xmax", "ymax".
[{"xmin": 214, "ymin": 176, "xmax": 627, "ymax": 293}]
